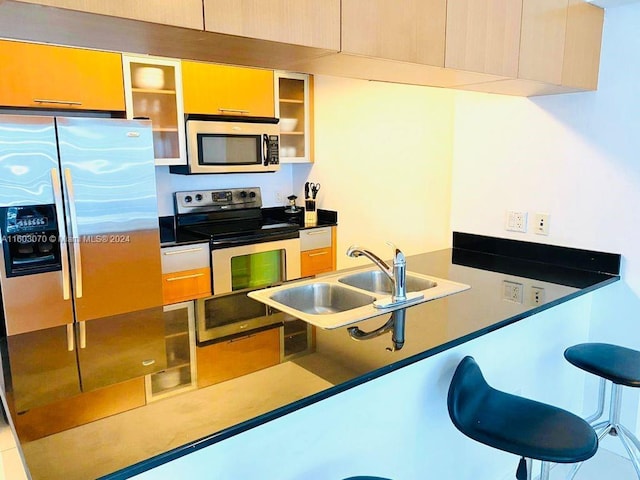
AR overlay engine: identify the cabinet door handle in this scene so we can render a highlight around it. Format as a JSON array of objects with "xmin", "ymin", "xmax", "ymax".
[
  {"xmin": 34, "ymin": 98, "xmax": 82, "ymax": 106},
  {"xmin": 306, "ymin": 230, "xmax": 328, "ymax": 236},
  {"xmin": 163, "ymin": 247, "xmax": 204, "ymax": 256},
  {"xmin": 166, "ymin": 273, "xmax": 204, "ymax": 282},
  {"xmin": 142, "ymin": 359, "xmax": 156, "ymax": 367},
  {"xmin": 218, "ymin": 108, "xmax": 249, "ymax": 114},
  {"xmin": 308, "ymin": 251, "xmax": 329, "ymax": 257}
]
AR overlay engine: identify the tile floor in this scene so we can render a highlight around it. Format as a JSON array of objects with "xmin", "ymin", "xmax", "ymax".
[{"xmin": 548, "ymin": 445, "xmax": 636, "ymax": 479}]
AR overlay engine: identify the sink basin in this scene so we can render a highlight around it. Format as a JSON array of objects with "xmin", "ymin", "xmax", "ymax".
[
  {"xmin": 269, "ymin": 282, "xmax": 375, "ymax": 315},
  {"xmin": 338, "ymin": 270, "xmax": 436, "ymax": 295},
  {"xmin": 248, "ymin": 268, "xmax": 470, "ymax": 330}
]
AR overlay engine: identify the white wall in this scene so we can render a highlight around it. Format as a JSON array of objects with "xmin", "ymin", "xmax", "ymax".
[
  {"xmin": 451, "ymin": 3, "xmax": 640, "ymax": 440},
  {"xmin": 154, "ymin": 164, "xmax": 295, "ymax": 216},
  {"xmin": 304, "ymin": 76, "xmax": 455, "ymax": 269}
]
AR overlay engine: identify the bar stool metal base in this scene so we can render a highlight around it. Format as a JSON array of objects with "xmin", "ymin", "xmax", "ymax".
[{"xmin": 568, "ymin": 379, "xmax": 640, "ymax": 479}]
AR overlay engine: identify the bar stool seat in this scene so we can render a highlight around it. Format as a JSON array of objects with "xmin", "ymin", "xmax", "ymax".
[
  {"xmin": 565, "ymin": 343, "xmax": 640, "ymax": 479},
  {"xmin": 448, "ymin": 356, "xmax": 597, "ymax": 480}
]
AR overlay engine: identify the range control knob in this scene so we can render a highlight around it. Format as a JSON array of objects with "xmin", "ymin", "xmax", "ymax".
[
  {"xmin": 249, "ymin": 191, "xmax": 256, "ymax": 198},
  {"xmin": 184, "ymin": 195, "xmax": 193, "ymax": 203},
  {"xmin": 195, "ymin": 194, "xmax": 203, "ymax": 201},
  {"xmin": 240, "ymin": 191, "xmax": 248, "ymax": 198}
]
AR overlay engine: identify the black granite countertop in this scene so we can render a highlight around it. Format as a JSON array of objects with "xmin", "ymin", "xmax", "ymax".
[{"xmin": 1, "ymin": 233, "xmax": 620, "ymax": 480}]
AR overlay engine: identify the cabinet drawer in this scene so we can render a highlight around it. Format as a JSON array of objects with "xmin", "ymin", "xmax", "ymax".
[
  {"xmin": 300, "ymin": 227, "xmax": 332, "ymax": 251},
  {"xmin": 196, "ymin": 327, "xmax": 280, "ymax": 388},
  {"xmin": 161, "ymin": 243, "xmax": 210, "ymax": 273},
  {"xmin": 162, "ymin": 267, "xmax": 212, "ymax": 304},
  {"xmin": 301, "ymin": 247, "xmax": 333, "ymax": 277},
  {"xmin": 0, "ymin": 40, "xmax": 124, "ymax": 111}
]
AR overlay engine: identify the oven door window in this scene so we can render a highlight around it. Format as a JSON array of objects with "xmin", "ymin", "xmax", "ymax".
[
  {"xmin": 197, "ymin": 134, "xmax": 262, "ymax": 166},
  {"xmin": 230, "ymin": 249, "xmax": 283, "ymax": 290},
  {"xmin": 203, "ymin": 292, "xmax": 268, "ymax": 330}
]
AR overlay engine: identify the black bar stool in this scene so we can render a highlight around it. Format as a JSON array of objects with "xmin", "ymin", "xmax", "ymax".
[
  {"xmin": 565, "ymin": 343, "xmax": 640, "ymax": 479},
  {"xmin": 448, "ymin": 356, "xmax": 598, "ymax": 480}
]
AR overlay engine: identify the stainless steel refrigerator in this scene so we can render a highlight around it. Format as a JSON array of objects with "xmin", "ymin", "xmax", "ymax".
[{"xmin": 0, "ymin": 115, "xmax": 166, "ymax": 409}]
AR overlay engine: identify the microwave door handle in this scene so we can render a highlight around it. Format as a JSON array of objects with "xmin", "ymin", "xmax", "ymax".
[{"xmin": 263, "ymin": 134, "xmax": 269, "ymax": 166}]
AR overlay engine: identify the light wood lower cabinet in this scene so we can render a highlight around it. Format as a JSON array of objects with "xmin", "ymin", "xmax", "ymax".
[
  {"xmin": 300, "ymin": 226, "xmax": 336, "ymax": 277},
  {"xmin": 161, "ymin": 243, "xmax": 211, "ymax": 304},
  {"xmin": 14, "ymin": 0, "xmax": 204, "ymax": 29},
  {"xmin": 196, "ymin": 327, "xmax": 280, "ymax": 388},
  {"xmin": 162, "ymin": 267, "xmax": 212, "ymax": 305},
  {"xmin": 301, "ymin": 247, "xmax": 334, "ymax": 277},
  {"xmin": 10, "ymin": 378, "xmax": 145, "ymax": 442},
  {"xmin": 0, "ymin": 39, "xmax": 124, "ymax": 110}
]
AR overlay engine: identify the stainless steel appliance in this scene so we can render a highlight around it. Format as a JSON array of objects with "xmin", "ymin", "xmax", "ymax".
[
  {"xmin": 0, "ymin": 114, "xmax": 166, "ymax": 407},
  {"xmin": 170, "ymin": 114, "xmax": 280, "ymax": 175},
  {"xmin": 174, "ymin": 187, "xmax": 301, "ymax": 344}
]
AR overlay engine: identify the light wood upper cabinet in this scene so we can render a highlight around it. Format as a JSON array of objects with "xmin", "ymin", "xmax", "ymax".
[
  {"xmin": 0, "ymin": 40, "xmax": 124, "ymax": 110},
  {"xmin": 519, "ymin": 0, "xmax": 603, "ymax": 88},
  {"xmin": 341, "ymin": 0, "xmax": 446, "ymax": 66},
  {"xmin": 561, "ymin": 0, "xmax": 604, "ymax": 90},
  {"xmin": 445, "ymin": 0, "xmax": 523, "ymax": 78},
  {"xmin": 203, "ymin": 0, "xmax": 340, "ymax": 51},
  {"xmin": 518, "ymin": 0, "xmax": 569, "ymax": 84},
  {"xmin": 14, "ymin": 0, "xmax": 204, "ymax": 29},
  {"xmin": 182, "ymin": 61, "xmax": 275, "ymax": 117}
]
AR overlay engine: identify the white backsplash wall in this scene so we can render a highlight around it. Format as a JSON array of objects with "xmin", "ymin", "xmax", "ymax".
[
  {"xmin": 306, "ymin": 75, "xmax": 455, "ymax": 269},
  {"xmin": 154, "ymin": 164, "xmax": 294, "ymax": 216},
  {"xmin": 450, "ymin": 3, "xmax": 640, "ymax": 442}
]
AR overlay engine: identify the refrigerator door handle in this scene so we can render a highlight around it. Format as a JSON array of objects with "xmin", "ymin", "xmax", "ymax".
[
  {"xmin": 66, "ymin": 323, "xmax": 75, "ymax": 351},
  {"xmin": 63, "ymin": 168, "xmax": 83, "ymax": 298},
  {"xmin": 51, "ymin": 169, "xmax": 71, "ymax": 300},
  {"xmin": 79, "ymin": 321, "xmax": 87, "ymax": 349}
]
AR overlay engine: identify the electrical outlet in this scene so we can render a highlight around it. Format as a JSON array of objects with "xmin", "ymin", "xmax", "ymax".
[
  {"xmin": 506, "ymin": 211, "xmax": 527, "ymax": 233},
  {"xmin": 503, "ymin": 280, "xmax": 524, "ymax": 303},
  {"xmin": 533, "ymin": 213, "xmax": 550, "ymax": 235},
  {"xmin": 531, "ymin": 286, "xmax": 545, "ymax": 305},
  {"xmin": 275, "ymin": 191, "xmax": 284, "ymax": 203}
]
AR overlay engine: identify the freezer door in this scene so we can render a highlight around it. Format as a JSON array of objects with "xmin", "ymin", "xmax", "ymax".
[
  {"xmin": 56, "ymin": 117, "xmax": 163, "ymax": 321},
  {"xmin": 0, "ymin": 115, "xmax": 73, "ymax": 334},
  {"xmin": 4, "ymin": 325, "xmax": 81, "ymax": 412}
]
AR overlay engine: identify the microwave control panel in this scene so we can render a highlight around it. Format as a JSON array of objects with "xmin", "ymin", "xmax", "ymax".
[
  {"xmin": 267, "ymin": 135, "xmax": 279, "ymax": 165},
  {"xmin": 175, "ymin": 188, "xmax": 263, "ymax": 214}
]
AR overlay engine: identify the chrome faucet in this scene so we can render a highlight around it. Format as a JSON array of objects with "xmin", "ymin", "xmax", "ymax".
[
  {"xmin": 347, "ymin": 308, "xmax": 406, "ymax": 351},
  {"xmin": 346, "ymin": 242, "xmax": 407, "ymax": 302}
]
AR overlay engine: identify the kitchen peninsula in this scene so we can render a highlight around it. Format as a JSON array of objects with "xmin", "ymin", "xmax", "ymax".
[{"xmin": 1, "ymin": 233, "xmax": 620, "ymax": 479}]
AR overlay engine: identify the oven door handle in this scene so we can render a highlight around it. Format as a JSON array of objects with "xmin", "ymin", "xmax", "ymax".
[{"xmin": 211, "ymin": 231, "xmax": 299, "ymax": 248}]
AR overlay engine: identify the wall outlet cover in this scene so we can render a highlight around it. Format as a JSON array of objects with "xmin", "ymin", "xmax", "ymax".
[
  {"xmin": 506, "ymin": 211, "xmax": 527, "ymax": 233},
  {"xmin": 533, "ymin": 213, "xmax": 550, "ymax": 235},
  {"xmin": 503, "ymin": 280, "xmax": 524, "ymax": 303}
]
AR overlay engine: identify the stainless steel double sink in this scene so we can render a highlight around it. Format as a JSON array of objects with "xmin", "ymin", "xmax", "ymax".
[{"xmin": 248, "ymin": 268, "xmax": 470, "ymax": 330}]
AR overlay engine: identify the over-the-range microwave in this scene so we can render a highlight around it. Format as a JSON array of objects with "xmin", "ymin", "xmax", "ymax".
[{"xmin": 170, "ymin": 114, "xmax": 280, "ymax": 174}]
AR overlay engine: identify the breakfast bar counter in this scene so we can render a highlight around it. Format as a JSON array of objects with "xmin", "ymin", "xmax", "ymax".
[{"xmin": 0, "ymin": 233, "xmax": 621, "ymax": 480}]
